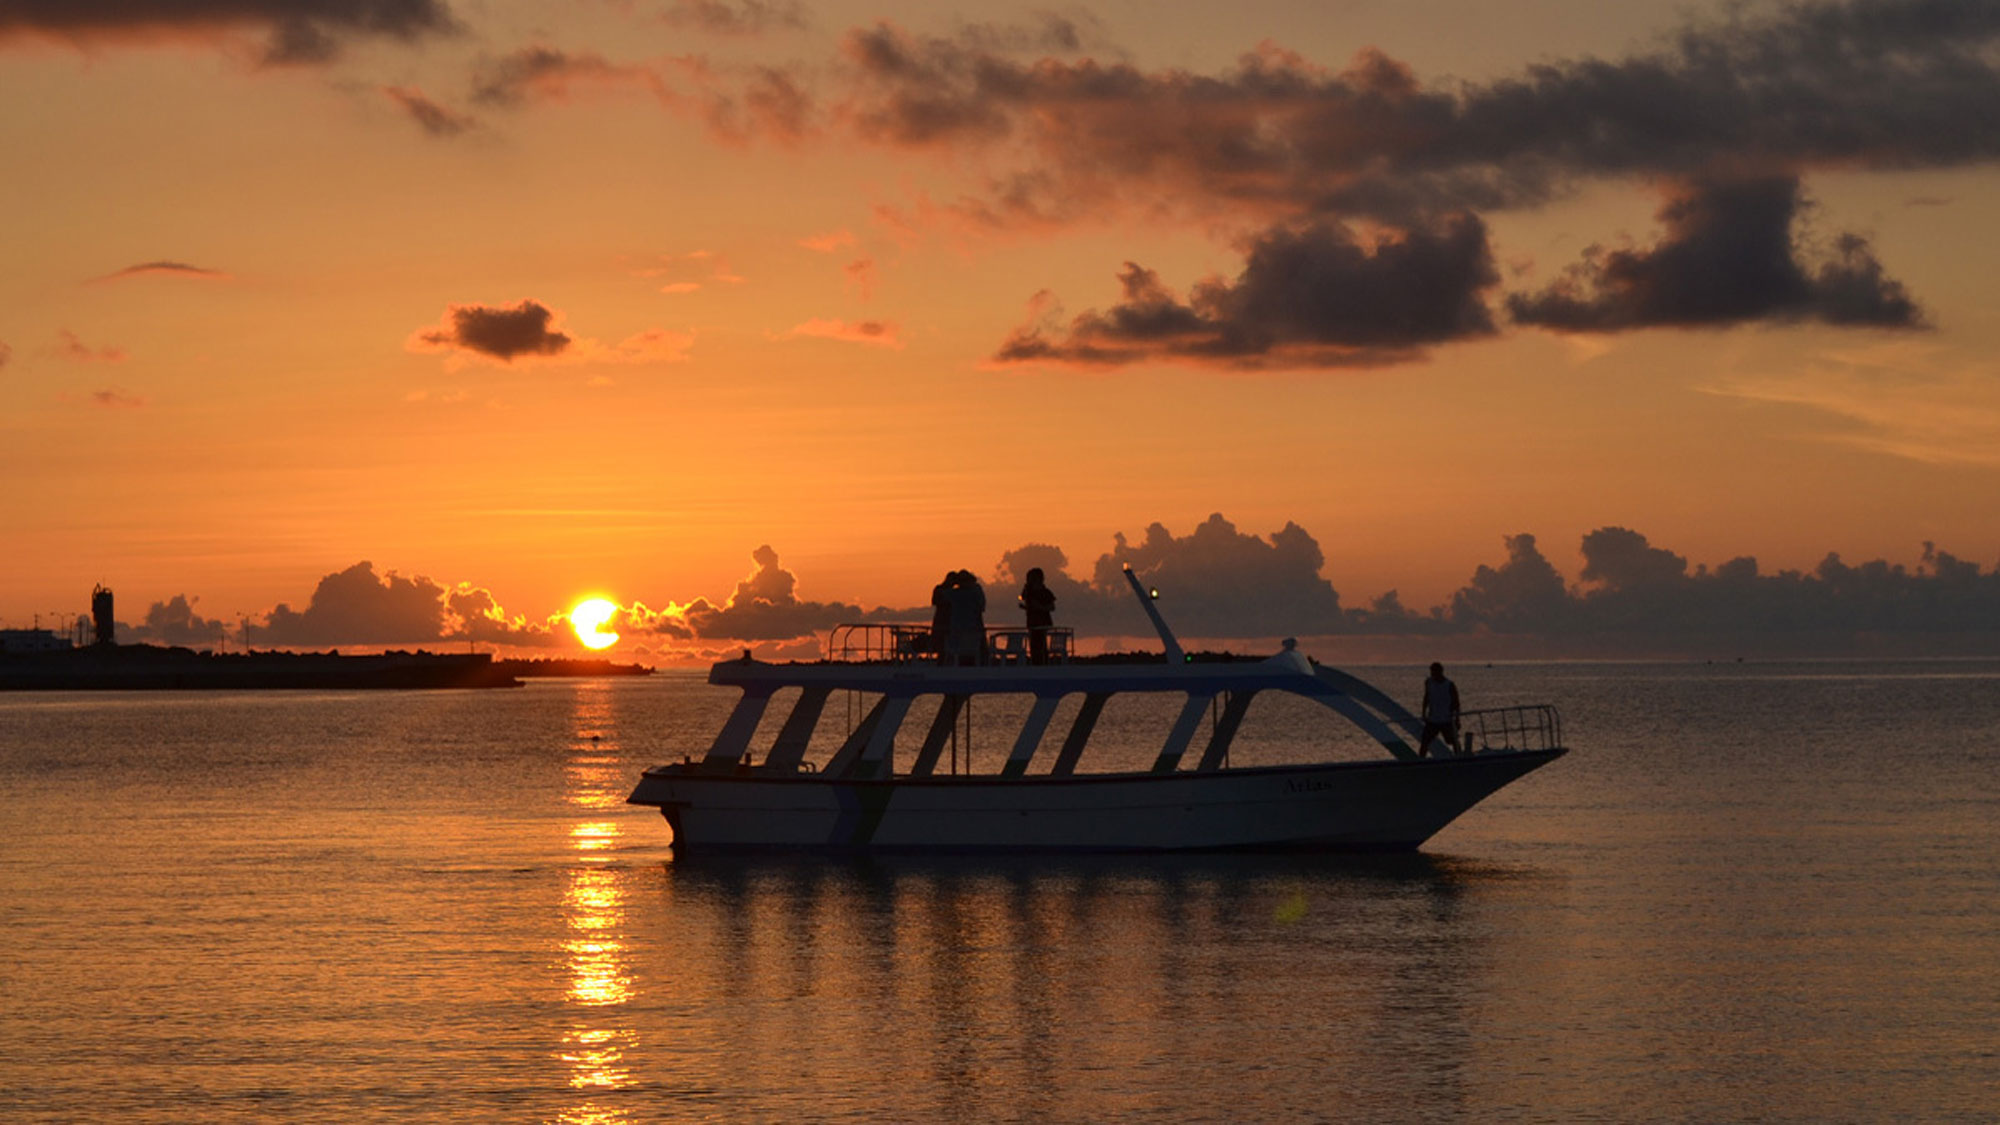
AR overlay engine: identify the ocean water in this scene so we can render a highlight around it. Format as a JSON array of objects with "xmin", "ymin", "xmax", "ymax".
[{"xmin": 2, "ymin": 662, "xmax": 1996, "ymax": 1121}]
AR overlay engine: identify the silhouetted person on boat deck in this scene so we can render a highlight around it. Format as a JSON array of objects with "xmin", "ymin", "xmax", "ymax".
[
  {"xmin": 930, "ymin": 572, "xmax": 955, "ymax": 663},
  {"xmin": 946, "ymin": 570, "xmax": 987, "ymax": 666},
  {"xmin": 1417, "ymin": 662, "xmax": 1461, "ymax": 757},
  {"xmin": 1019, "ymin": 567, "xmax": 1057, "ymax": 665}
]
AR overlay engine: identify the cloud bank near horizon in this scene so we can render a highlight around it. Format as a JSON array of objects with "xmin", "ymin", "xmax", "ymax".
[{"xmin": 114, "ymin": 515, "xmax": 2000, "ymax": 655}]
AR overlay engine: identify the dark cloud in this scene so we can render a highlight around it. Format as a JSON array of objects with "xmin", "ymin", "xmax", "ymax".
[
  {"xmin": 383, "ymin": 85, "xmax": 477, "ymax": 136},
  {"xmin": 817, "ymin": 1, "xmax": 1991, "ymax": 357},
  {"xmin": 996, "ymin": 216, "xmax": 1498, "ymax": 368},
  {"xmin": 90, "ymin": 388, "xmax": 144, "ymax": 408},
  {"xmin": 443, "ymin": 583, "xmax": 562, "ymax": 647},
  {"xmin": 1507, "ymin": 175, "xmax": 1925, "ymax": 331},
  {"xmin": 213, "ymin": 524, "xmax": 2000, "ymax": 658},
  {"xmin": 0, "ymin": 0, "xmax": 460, "ymax": 64},
  {"xmin": 838, "ymin": 3, "xmax": 2000, "ymax": 223},
  {"xmin": 92, "ymin": 260, "xmax": 230, "ymax": 283},
  {"xmin": 411, "ymin": 299, "xmax": 571, "ymax": 362},
  {"xmin": 1448, "ymin": 534, "xmax": 1573, "ymax": 633},
  {"xmin": 261, "ymin": 561, "xmax": 451, "ymax": 646},
  {"xmin": 466, "ymin": 44, "xmax": 811, "ymax": 143},
  {"xmin": 469, "ymin": 46, "xmax": 659, "ymax": 108},
  {"xmin": 983, "ymin": 515, "xmax": 1349, "ymax": 639},
  {"xmin": 0, "ymin": 342, "xmax": 11, "ymax": 369},
  {"xmin": 1579, "ymin": 526, "xmax": 1689, "ymax": 590},
  {"xmin": 662, "ymin": 0, "xmax": 808, "ymax": 37},
  {"xmin": 1432, "ymin": 528, "xmax": 2000, "ymax": 643},
  {"xmin": 677, "ymin": 545, "xmax": 888, "ymax": 641},
  {"xmin": 246, "ymin": 563, "xmax": 575, "ymax": 647},
  {"xmin": 1026, "ymin": 521, "xmax": 2000, "ymax": 646},
  {"xmin": 122, "ymin": 595, "xmax": 228, "ymax": 647}
]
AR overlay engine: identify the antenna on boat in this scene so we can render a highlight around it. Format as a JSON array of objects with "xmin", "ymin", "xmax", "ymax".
[{"xmin": 1121, "ymin": 563, "xmax": 1185, "ymax": 664}]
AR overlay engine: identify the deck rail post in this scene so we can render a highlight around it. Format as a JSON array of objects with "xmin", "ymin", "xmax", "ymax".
[
  {"xmin": 699, "ymin": 687, "xmax": 775, "ymax": 772},
  {"xmin": 1150, "ymin": 692, "xmax": 1214, "ymax": 772},
  {"xmin": 1048, "ymin": 692, "xmax": 1111, "ymax": 776},
  {"xmin": 999, "ymin": 695, "xmax": 1062, "ymax": 778}
]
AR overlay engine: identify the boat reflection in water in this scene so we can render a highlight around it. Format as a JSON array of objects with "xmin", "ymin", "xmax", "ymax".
[
  {"xmin": 639, "ymin": 851, "xmax": 1509, "ymax": 1120},
  {"xmin": 558, "ymin": 682, "xmax": 638, "ymax": 1125}
]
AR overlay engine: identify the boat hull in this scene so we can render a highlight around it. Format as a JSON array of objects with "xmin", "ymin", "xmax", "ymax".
[{"xmin": 627, "ymin": 749, "xmax": 1565, "ymax": 853}]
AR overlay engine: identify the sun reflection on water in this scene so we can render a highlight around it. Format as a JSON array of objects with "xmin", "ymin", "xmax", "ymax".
[
  {"xmin": 566, "ymin": 680, "xmax": 626, "ymax": 810},
  {"xmin": 558, "ymin": 681, "xmax": 637, "ymax": 1121}
]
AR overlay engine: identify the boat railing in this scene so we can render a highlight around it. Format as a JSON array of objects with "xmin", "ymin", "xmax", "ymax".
[
  {"xmin": 825, "ymin": 623, "xmax": 1076, "ymax": 664},
  {"xmin": 1458, "ymin": 704, "xmax": 1563, "ymax": 753}
]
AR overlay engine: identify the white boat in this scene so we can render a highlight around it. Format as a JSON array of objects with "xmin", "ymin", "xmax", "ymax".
[{"xmin": 627, "ymin": 568, "xmax": 1566, "ymax": 853}]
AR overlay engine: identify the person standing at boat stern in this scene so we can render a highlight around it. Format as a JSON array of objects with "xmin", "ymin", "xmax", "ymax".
[
  {"xmin": 1418, "ymin": 662, "xmax": 1461, "ymax": 756},
  {"xmin": 1019, "ymin": 567, "xmax": 1057, "ymax": 665},
  {"xmin": 947, "ymin": 571, "xmax": 988, "ymax": 665}
]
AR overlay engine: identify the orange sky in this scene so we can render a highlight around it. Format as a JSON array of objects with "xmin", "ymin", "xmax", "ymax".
[{"xmin": 3, "ymin": 0, "xmax": 1997, "ymax": 649}]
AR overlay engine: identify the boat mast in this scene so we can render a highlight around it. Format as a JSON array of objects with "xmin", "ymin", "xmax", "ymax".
[{"xmin": 1121, "ymin": 564, "xmax": 1184, "ymax": 663}]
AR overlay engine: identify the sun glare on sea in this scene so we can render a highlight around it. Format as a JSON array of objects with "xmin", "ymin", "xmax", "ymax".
[{"xmin": 570, "ymin": 598, "xmax": 621, "ymax": 651}]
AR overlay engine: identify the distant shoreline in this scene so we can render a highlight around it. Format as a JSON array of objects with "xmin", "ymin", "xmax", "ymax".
[{"xmin": 0, "ymin": 645, "xmax": 522, "ymax": 691}]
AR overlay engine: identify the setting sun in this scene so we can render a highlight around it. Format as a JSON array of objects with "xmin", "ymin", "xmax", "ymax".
[{"xmin": 569, "ymin": 599, "xmax": 620, "ymax": 651}]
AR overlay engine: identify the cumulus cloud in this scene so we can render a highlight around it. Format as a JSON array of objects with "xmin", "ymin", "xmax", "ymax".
[
  {"xmin": 0, "ymin": 0, "xmax": 461, "ymax": 64},
  {"xmin": 410, "ymin": 299, "xmax": 571, "ymax": 363},
  {"xmin": 408, "ymin": 299, "xmax": 692, "ymax": 368},
  {"xmin": 1508, "ymin": 175, "xmax": 1925, "ymax": 332},
  {"xmin": 442, "ymin": 583, "xmax": 564, "ymax": 647},
  {"xmin": 676, "ymin": 544, "xmax": 886, "ymax": 641},
  {"xmin": 121, "ymin": 595, "xmax": 228, "ymax": 647},
  {"xmin": 662, "ymin": 0, "xmax": 808, "ymax": 37},
  {"xmin": 976, "ymin": 515, "xmax": 1350, "ymax": 641},
  {"xmin": 261, "ymin": 561, "xmax": 451, "ymax": 646},
  {"xmin": 1579, "ymin": 526, "xmax": 1689, "ymax": 590},
  {"xmin": 1447, "ymin": 534, "xmax": 1573, "ymax": 633},
  {"xmin": 996, "ymin": 216, "xmax": 1498, "ymax": 368},
  {"xmin": 784, "ymin": 317, "xmax": 901, "ymax": 348},
  {"xmin": 383, "ymin": 85, "xmax": 477, "ymax": 136},
  {"xmin": 92, "ymin": 260, "xmax": 230, "ymax": 283},
  {"xmin": 254, "ymin": 562, "xmax": 574, "ymax": 648}
]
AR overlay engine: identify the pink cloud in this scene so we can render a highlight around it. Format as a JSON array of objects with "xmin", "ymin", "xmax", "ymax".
[{"xmin": 799, "ymin": 229, "xmax": 858, "ymax": 253}]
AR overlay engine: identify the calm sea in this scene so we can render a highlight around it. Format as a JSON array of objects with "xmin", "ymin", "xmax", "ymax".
[{"xmin": 3, "ymin": 662, "xmax": 1996, "ymax": 1121}]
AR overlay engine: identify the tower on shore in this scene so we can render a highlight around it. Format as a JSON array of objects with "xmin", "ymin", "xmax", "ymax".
[{"xmin": 91, "ymin": 585, "xmax": 115, "ymax": 647}]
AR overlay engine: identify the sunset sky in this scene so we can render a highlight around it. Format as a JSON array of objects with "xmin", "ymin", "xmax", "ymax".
[{"xmin": 4, "ymin": 0, "xmax": 1998, "ymax": 656}]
